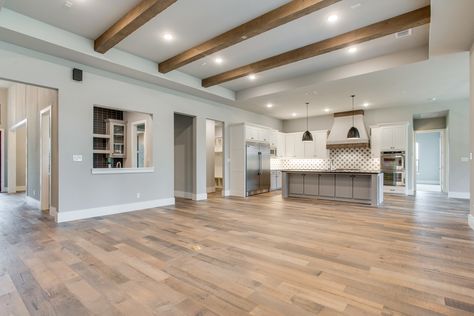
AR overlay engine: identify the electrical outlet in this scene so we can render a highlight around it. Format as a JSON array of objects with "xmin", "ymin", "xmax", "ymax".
[
  {"xmin": 33, "ymin": 190, "xmax": 36, "ymax": 196},
  {"xmin": 136, "ymin": 193, "xmax": 141, "ymax": 199},
  {"xmin": 73, "ymin": 155, "xmax": 83, "ymax": 162}
]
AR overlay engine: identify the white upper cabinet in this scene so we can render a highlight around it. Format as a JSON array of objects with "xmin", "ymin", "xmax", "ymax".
[
  {"xmin": 269, "ymin": 130, "xmax": 278, "ymax": 147},
  {"xmin": 370, "ymin": 127, "xmax": 381, "ymax": 158},
  {"xmin": 304, "ymin": 140, "xmax": 315, "ymax": 158},
  {"xmin": 245, "ymin": 125, "xmax": 272, "ymax": 143},
  {"xmin": 379, "ymin": 125, "xmax": 407, "ymax": 151},
  {"xmin": 245, "ymin": 125, "xmax": 259, "ymax": 141},
  {"xmin": 285, "ymin": 133, "xmax": 296, "ymax": 157},
  {"xmin": 294, "ymin": 133, "xmax": 305, "ymax": 157},
  {"xmin": 277, "ymin": 132, "xmax": 286, "ymax": 157},
  {"xmin": 314, "ymin": 131, "xmax": 329, "ymax": 159}
]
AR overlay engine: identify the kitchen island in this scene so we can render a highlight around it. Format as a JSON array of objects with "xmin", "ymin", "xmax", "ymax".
[{"xmin": 282, "ymin": 170, "xmax": 384, "ymax": 206}]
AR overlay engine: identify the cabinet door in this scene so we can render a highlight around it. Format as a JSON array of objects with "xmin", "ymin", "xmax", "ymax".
[
  {"xmin": 380, "ymin": 127, "xmax": 393, "ymax": 151},
  {"xmin": 370, "ymin": 127, "xmax": 381, "ymax": 158},
  {"xmin": 335, "ymin": 175, "xmax": 353, "ymax": 199},
  {"xmin": 315, "ymin": 131, "xmax": 329, "ymax": 159},
  {"xmin": 303, "ymin": 174, "xmax": 319, "ymax": 196},
  {"xmin": 277, "ymin": 133, "xmax": 286, "ymax": 157},
  {"xmin": 285, "ymin": 134, "xmax": 295, "ymax": 157},
  {"xmin": 270, "ymin": 171, "xmax": 277, "ymax": 191},
  {"xmin": 392, "ymin": 126, "xmax": 407, "ymax": 150},
  {"xmin": 294, "ymin": 134, "xmax": 305, "ymax": 157},
  {"xmin": 353, "ymin": 175, "xmax": 371, "ymax": 200},
  {"xmin": 289, "ymin": 174, "xmax": 304, "ymax": 195},
  {"xmin": 304, "ymin": 141, "xmax": 315, "ymax": 158},
  {"xmin": 319, "ymin": 174, "xmax": 335, "ymax": 198},
  {"xmin": 269, "ymin": 130, "xmax": 278, "ymax": 147},
  {"xmin": 246, "ymin": 126, "xmax": 258, "ymax": 141},
  {"xmin": 258, "ymin": 128, "xmax": 270, "ymax": 143}
]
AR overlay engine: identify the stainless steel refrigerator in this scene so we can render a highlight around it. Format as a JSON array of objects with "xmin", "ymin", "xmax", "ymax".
[{"xmin": 246, "ymin": 142, "xmax": 271, "ymax": 196}]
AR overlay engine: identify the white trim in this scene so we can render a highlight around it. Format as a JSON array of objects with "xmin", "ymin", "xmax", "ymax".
[
  {"xmin": 16, "ymin": 185, "xmax": 26, "ymax": 191},
  {"xmin": 0, "ymin": 128, "xmax": 5, "ymax": 192},
  {"xmin": 56, "ymin": 198, "xmax": 175, "ymax": 223},
  {"xmin": 174, "ymin": 191, "xmax": 193, "ymax": 199},
  {"xmin": 448, "ymin": 192, "xmax": 470, "ymax": 199},
  {"xmin": 193, "ymin": 193, "xmax": 207, "ymax": 201},
  {"xmin": 39, "ymin": 105, "xmax": 52, "ymax": 213},
  {"xmin": 91, "ymin": 167, "xmax": 154, "ymax": 174},
  {"xmin": 50, "ymin": 206, "xmax": 57, "ymax": 219},
  {"xmin": 223, "ymin": 190, "xmax": 230, "ymax": 197},
  {"xmin": 25, "ymin": 196, "xmax": 40, "ymax": 208},
  {"xmin": 406, "ymin": 189, "xmax": 415, "ymax": 196},
  {"xmin": 9, "ymin": 118, "xmax": 27, "ymax": 131},
  {"xmin": 130, "ymin": 119, "xmax": 148, "ymax": 168},
  {"xmin": 469, "ymin": 214, "xmax": 474, "ymax": 231}
]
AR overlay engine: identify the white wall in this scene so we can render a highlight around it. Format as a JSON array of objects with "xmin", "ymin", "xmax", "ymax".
[
  {"xmin": 0, "ymin": 88, "xmax": 7, "ymax": 190},
  {"xmin": 0, "ymin": 42, "xmax": 281, "ymax": 215},
  {"xmin": 284, "ymin": 101, "xmax": 470, "ymax": 195}
]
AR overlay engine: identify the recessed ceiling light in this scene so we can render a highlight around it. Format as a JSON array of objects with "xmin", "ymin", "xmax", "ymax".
[
  {"xmin": 324, "ymin": 108, "xmax": 330, "ymax": 113},
  {"xmin": 214, "ymin": 57, "xmax": 223, "ymax": 65},
  {"xmin": 266, "ymin": 103, "xmax": 273, "ymax": 108},
  {"xmin": 292, "ymin": 112, "xmax": 297, "ymax": 117},
  {"xmin": 430, "ymin": 97, "xmax": 437, "ymax": 102},
  {"xmin": 348, "ymin": 46, "xmax": 357, "ymax": 54},
  {"xmin": 248, "ymin": 74, "xmax": 257, "ymax": 81},
  {"xmin": 363, "ymin": 102, "xmax": 370, "ymax": 107},
  {"xmin": 64, "ymin": 0, "xmax": 73, "ymax": 8},
  {"xmin": 163, "ymin": 33, "xmax": 174, "ymax": 41},
  {"xmin": 327, "ymin": 14, "xmax": 339, "ymax": 23}
]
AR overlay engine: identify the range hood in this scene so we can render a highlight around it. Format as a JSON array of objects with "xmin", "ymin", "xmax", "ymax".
[{"xmin": 326, "ymin": 110, "xmax": 370, "ymax": 149}]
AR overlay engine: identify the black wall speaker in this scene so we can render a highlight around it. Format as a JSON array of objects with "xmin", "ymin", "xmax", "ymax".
[{"xmin": 72, "ymin": 68, "xmax": 83, "ymax": 81}]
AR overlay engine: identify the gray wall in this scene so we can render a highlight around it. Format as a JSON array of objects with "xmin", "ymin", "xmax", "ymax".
[
  {"xmin": 416, "ymin": 132, "xmax": 440, "ymax": 185},
  {"xmin": 174, "ymin": 114, "xmax": 194, "ymax": 196},
  {"xmin": 0, "ymin": 88, "xmax": 7, "ymax": 189},
  {"xmin": 471, "ymin": 43, "xmax": 474, "ymax": 219},
  {"xmin": 414, "ymin": 117, "xmax": 446, "ymax": 131},
  {"xmin": 284, "ymin": 101, "xmax": 470, "ymax": 195}
]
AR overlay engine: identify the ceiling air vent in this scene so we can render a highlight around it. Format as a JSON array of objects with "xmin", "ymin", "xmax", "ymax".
[{"xmin": 396, "ymin": 29, "xmax": 412, "ymax": 39}]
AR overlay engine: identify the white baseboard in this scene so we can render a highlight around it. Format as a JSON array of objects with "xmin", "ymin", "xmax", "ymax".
[
  {"xmin": 223, "ymin": 190, "xmax": 230, "ymax": 197},
  {"xmin": 25, "ymin": 196, "xmax": 40, "ymax": 208},
  {"xmin": 16, "ymin": 186, "xmax": 26, "ymax": 191},
  {"xmin": 448, "ymin": 192, "xmax": 470, "ymax": 199},
  {"xmin": 207, "ymin": 186, "xmax": 216, "ymax": 193},
  {"xmin": 193, "ymin": 193, "xmax": 207, "ymax": 201},
  {"xmin": 56, "ymin": 198, "xmax": 175, "ymax": 223},
  {"xmin": 469, "ymin": 214, "xmax": 474, "ymax": 231},
  {"xmin": 50, "ymin": 206, "xmax": 57, "ymax": 219}
]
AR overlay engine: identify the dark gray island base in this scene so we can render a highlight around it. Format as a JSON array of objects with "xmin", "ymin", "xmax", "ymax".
[{"xmin": 282, "ymin": 170, "xmax": 384, "ymax": 206}]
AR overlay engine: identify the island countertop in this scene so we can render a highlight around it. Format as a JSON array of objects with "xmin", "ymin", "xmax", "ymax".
[{"xmin": 281, "ymin": 169, "xmax": 383, "ymax": 175}]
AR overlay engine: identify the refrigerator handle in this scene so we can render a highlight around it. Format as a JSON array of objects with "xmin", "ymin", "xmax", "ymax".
[{"xmin": 258, "ymin": 152, "xmax": 262, "ymax": 175}]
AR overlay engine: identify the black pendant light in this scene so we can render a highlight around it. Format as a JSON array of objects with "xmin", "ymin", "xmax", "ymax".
[
  {"xmin": 347, "ymin": 95, "xmax": 360, "ymax": 139},
  {"xmin": 302, "ymin": 102, "xmax": 313, "ymax": 142}
]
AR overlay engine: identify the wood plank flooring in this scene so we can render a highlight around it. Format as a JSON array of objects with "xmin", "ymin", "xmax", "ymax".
[{"xmin": 0, "ymin": 191, "xmax": 473, "ymax": 315}]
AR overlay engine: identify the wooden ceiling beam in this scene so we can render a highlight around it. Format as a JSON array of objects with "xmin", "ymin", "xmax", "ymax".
[
  {"xmin": 158, "ymin": 0, "xmax": 342, "ymax": 73},
  {"xmin": 95, "ymin": 0, "xmax": 176, "ymax": 54},
  {"xmin": 202, "ymin": 6, "xmax": 431, "ymax": 88}
]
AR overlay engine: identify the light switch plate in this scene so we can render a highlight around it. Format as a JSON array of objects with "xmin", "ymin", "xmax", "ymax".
[
  {"xmin": 461, "ymin": 157, "xmax": 469, "ymax": 162},
  {"xmin": 73, "ymin": 155, "xmax": 83, "ymax": 162}
]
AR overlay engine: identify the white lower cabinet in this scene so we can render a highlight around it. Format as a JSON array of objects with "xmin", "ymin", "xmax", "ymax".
[{"xmin": 271, "ymin": 171, "xmax": 282, "ymax": 191}]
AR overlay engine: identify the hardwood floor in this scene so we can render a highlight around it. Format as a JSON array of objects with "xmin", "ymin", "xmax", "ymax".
[{"xmin": 0, "ymin": 191, "xmax": 473, "ymax": 315}]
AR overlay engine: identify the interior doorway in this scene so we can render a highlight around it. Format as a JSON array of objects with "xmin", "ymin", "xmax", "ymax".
[
  {"xmin": 174, "ymin": 113, "xmax": 195, "ymax": 200},
  {"xmin": 206, "ymin": 119, "xmax": 225, "ymax": 197},
  {"xmin": 40, "ymin": 106, "xmax": 51, "ymax": 211},
  {"xmin": 8, "ymin": 119, "xmax": 28, "ymax": 194},
  {"xmin": 415, "ymin": 130, "xmax": 445, "ymax": 192}
]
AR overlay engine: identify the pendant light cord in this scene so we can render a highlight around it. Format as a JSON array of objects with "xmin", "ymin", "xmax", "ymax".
[{"xmin": 351, "ymin": 95, "xmax": 355, "ymax": 127}]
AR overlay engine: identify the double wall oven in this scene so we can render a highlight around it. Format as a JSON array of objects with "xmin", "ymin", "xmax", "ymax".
[{"xmin": 381, "ymin": 151, "xmax": 406, "ymax": 187}]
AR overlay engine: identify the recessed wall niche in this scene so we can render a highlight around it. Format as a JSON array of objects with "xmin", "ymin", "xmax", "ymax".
[{"xmin": 93, "ymin": 106, "xmax": 153, "ymax": 169}]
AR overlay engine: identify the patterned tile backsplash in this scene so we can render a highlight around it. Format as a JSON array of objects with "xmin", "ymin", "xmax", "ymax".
[{"xmin": 271, "ymin": 147, "xmax": 380, "ymax": 171}]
